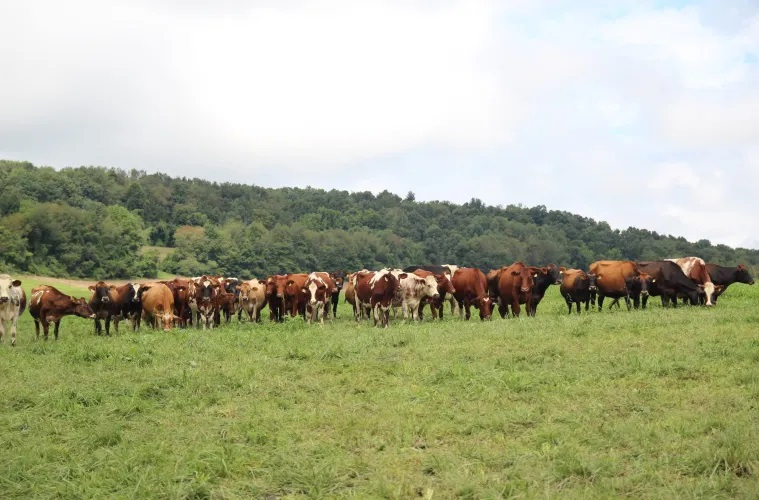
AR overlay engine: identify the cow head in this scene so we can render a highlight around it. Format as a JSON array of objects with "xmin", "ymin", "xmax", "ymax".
[
  {"xmin": 236, "ymin": 283, "xmax": 251, "ymax": 303},
  {"xmin": 476, "ymin": 296, "xmax": 494, "ymax": 320},
  {"xmin": 329, "ymin": 272, "xmax": 345, "ymax": 291},
  {"xmin": 697, "ymin": 282, "xmax": 719, "ymax": 307},
  {"xmin": 736, "ymin": 264, "xmax": 755, "ymax": 285},
  {"xmin": 198, "ymin": 277, "xmax": 216, "ymax": 303},
  {"xmin": 304, "ymin": 277, "xmax": 328, "ymax": 307},
  {"xmin": 420, "ymin": 275, "xmax": 440, "ymax": 300},
  {"xmin": 547, "ymin": 265, "xmax": 563, "ymax": 285},
  {"xmin": 511, "ymin": 267, "xmax": 536, "ymax": 294},
  {"xmin": 586, "ymin": 272, "xmax": 598, "ymax": 292},
  {"xmin": 89, "ymin": 281, "xmax": 114, "ymax": 304},
  {"xmin": 0, "ymin": 276, "xmax": 21, "ymax": 304},
  {"xmin": 73, "ymin": 297, "xmax": 96, "ymax": 319},
  {"xmin": 434, "ymin": 273, "xmax": 455, "ymax": 295},
  {"xmin": 159, "ymin": 311, "xmax": 178, "ymax": 332}
]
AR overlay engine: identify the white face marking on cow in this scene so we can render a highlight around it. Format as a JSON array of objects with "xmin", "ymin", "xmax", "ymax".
[{"xmin": 0, "ymin": 275, "xmax": 11, "ymax": 302}]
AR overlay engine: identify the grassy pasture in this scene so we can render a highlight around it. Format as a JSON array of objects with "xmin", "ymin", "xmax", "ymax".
[{"xmin": 0, "ymin": 277, "xmax": 758, "ymax": 498}]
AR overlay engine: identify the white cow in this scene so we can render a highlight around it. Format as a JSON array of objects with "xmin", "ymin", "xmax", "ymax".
[
  {"xmin": 0, "ymin": 275, "xmax": 25, "ymax": 346},
  {"xmin": 390, "ymin": 270, "xmax": 440, "ymax": 321}
]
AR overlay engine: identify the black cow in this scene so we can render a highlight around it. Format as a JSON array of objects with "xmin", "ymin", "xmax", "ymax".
[
  {"xmin": 329, "ymin": 271, "xmax": 345, "ymax": 318},
  {"xmin": 637, "ymin": 261, "xmax": 700, "ymax": 307},
  {"xmin": 528, "ymin": 264, "xmax": 563, "ymax": 316},
  {"xmin": 122, "ymin": 283, "xmax": 145, "ymax": 331},
  {"xmin": 705, "ymin": 264, "xmax": 754, "ymax": 303}
]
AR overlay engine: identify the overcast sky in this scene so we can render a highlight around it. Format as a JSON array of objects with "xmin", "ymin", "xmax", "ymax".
[{"xmin": 2, "ymin": 1, "xmax": 758, "ymax": 248}]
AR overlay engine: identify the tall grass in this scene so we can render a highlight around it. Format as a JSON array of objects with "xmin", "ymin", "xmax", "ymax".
[{"xmin": 0, "ymin": 279, "xmax": 757, "ymax": 498}]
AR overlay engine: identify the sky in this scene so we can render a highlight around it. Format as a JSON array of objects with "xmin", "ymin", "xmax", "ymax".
[{"xmin": 2, "ymin": 0, "xmax": 758, "ymax": 248}]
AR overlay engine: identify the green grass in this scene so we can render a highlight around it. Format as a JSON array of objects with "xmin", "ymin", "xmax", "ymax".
[{"xmin": 0, "ymin": 281, "xmax": 758, "ymax": 498}]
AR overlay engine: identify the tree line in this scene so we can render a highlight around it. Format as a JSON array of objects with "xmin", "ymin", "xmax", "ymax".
[{"xmin": 1, "ymin": 159, "xmax": 757, "ymax": 279}]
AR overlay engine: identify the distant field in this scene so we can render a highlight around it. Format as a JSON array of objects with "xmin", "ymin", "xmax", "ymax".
[{"xmin": 0, "ymin": 278, "xmax": 757, "ymax": 498}]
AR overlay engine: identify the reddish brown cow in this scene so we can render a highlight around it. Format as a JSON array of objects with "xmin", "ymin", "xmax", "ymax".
[
  {"xmin": 559, "ymin": 269, "xmax": 597, "ymax": 314},
  {"xmin": 29, "ymin": 285, "xmax": 95, "ymax": 341},
  {"xmin": 284, "ymin": 273, "xmax": 310, "ymax": 319},
  {"xmin": 451, "ymin": 267, "xmax": 494, "ymax": 320},
  {"xmin": 413, "ymin": 270, "xmax": 456, "ymax": 320},
  {"xmin": 140, "ymin": 283, "xmax": 177, "ymax": 331},
  {"xmin": 354, "ymin": 270, "xmax": 404, "ymax": 327},
  {"xmin": 88, "ymin": 281, "xmax": 120, "ymax": 335},
  {"xmin": 589, "ymin": 260, "xmax": 641, "ymax": 310},
  {"xmin": 163, "ymin": 278, "xmax": 190, "ymax": 327},
  {"xmin": 265, "ymin": 275, "xmax": 289, "ymax": 322},
  {"xmin": 492, "ymin": 262, "xmax": 541, "ymax": 318}
]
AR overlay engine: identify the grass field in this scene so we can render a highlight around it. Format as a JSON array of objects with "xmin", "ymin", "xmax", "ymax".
[{"xmin": 0, "ymin": 276, "xmax": 758, "ymax": 498}]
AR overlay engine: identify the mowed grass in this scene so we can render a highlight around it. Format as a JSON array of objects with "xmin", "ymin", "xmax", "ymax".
[{"xmin": 0, "ymin": 278, "xmax": 758, "ymax": 499}]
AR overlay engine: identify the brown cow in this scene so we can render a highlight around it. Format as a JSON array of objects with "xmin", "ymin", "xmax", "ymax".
[
  {"xmin": 88, "ymin": 281, "xmax": 120, "ymax": 335},
  {"xmin": 163, "ymin": 278, "xmax": 190, "ymax": 327},
  {"xmin": 284, "ymin": 273, "xmax": 310, "ymax": 319},
  {"xmin": 237, "ymin": 279, "xmax": 268, "ymax": 322},
  {"xmin": 265, "ymin": 275, "xmax": 288, "ymax": 322},
  {"xmin": 451, "ymin": 267, "xmax": 494, "ymax": 320},
  {"xmin": 140, "ymin": 283, "xmax": 177, "ymax": 331},
  {"xmin": 559, "ymin": 268, "xmax": 597, "ymax": 314},
  {"xmin": 354, "ymin": 270, "xmax": 404, "ymax": 327},
  {"xmin": 589, "ymin": 260, "xmax": 641, "ymax": 310},
  {"xmin": 29, "ymin": 285, "xmax": 95, "ymax": 341},
  {"xmin": 344, "ymin": 271, "xmax": 371, "ymax": 320},
  {"xmin": 491, "ymin": 262, "xmax": 541, "ymax": 318}
]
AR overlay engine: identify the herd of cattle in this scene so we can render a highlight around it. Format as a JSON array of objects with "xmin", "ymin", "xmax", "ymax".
[{"xmin": 0, "ymin": 257, "xmax": 754, "ymax": 344}]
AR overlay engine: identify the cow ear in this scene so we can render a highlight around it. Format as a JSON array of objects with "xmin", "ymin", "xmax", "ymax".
[
  {"xmin": 109, "ymin": 285, "xmax": 117, "ymax": 290},
  {"xmin": 559, "ymin": 266, "xmax": 566, "ymax": 272},
  {"xmin": 12, "ymin": 280, "xmax": 21, "ymax": 287},
  {"xmin": 88, "ymin": 285, "xmax": 96, "ymax": 291},
  {"xmin": 399, "ymin": 273, "xmax": 408, "ymax": 279},
  {"xmin": 541, "ymin": 267, "xmax": 548, "ymax": 273},
  {"xmin": 259, "ymin": 280, "xmax": 266, "ymax": 285},
  {"xmin": 697, "ymin": 284, "xmax": 705, "ymax": 289},
  {"xmin": 596, "ymin": 276, "xmax": 602, "ymax": 281}
]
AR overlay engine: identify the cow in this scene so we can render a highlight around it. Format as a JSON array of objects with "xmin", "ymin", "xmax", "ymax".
[
  {"xmin": 217, "ymin": 277, "xmax": 241, "ymax": 323},
  {"xmin": 559, "ymin": 269, "xmax": 597, "ymax": 314},
  {"xmin": 236, "ymin": 279, "xmax": 268, "ymax": 322},
  {"xmin": 88, "ymin": 281, "xmax": 119, "ymax": 336},
  {"xmin": 304, "ymin": 273, "xmax": 330, "ymax": 324},
  {"xmin": 491, "ymin": 262, "xmax": 541, "ymax": 318},
  {"xmin": 193, "ymin": 276, "xmax": 218, "ymax": 329},
  {"xmin": 344, "ymin": 271, "xmax": 371, "ymax": 320},
  {"xmin": 328, "ymin": 271, "xmax": 346, "ymax": 318},
  {"xmin": 140, "ymin": 283, "xmax": 177, "ymax": 331},
  {"xmin": 391, "ymin": 271, "xmax": 440, "ymax": 321},
  {"xmin": 412, "ymin": 270, "xmax": 456, "ymax": 320},
  {"xmin": 588, "ymin": 260, "xmax": 642, "ymax": 311},
  {"xmin": 284, "ymin": 273, "xmax": 310, "ymax": 319},
  {"xmin": 705, "ymin": 263, "xmax": 754, "ymax": 303},
  {"xmin": 309, "ymin": 272, "xmax": 337, "ymax": 319},
  {"xmin": 265, "ymin": 275, "xmax": 288, "ymax": 322},
  {"xmin": 354, "ymin": 270, "xmax": 404, "ymax": 327},
  {"xmin": 0, "ymin": 275, "xmax": 25, "ymax": 345},
  {"xmin": 29, "ymin": 285, "xmax": 95, "ymax": 341},
  {"xmin": 636, "ymin": 260, "xmax": 701, "ymax": 307},
  {"xmin": 666, "ymin": 257, "xmax": 722, "ymax": 306},
  {"xmin": 528, "ymin": 264, "xmax": 563, "ymax": 316},
  {"xmin": 450, "ymin": 267, "xmax": 494, "ymax": 320},
  {"xmin": 163, "ymin": 278, "xmax": 190, "ymax": 327},
  {"xmin": 402, "ymin": 264, "xmax": 459, "ymax": 317},
  {"xmin": 121, "ymin": 283, "xmax": 144, "ymax": 331}
]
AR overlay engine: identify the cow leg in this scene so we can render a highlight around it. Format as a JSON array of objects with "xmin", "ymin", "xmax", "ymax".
[
  {"xmin": 498, "ymin": 302, "xmax": 508, "ymax": 319},
  {"xmin": 94, "ymin": 318, "xmax": 102, "ymax": 335},
  {"xmin": 417, "ymin": 301, "xmax": 425, "ymax": 321},
  {"xmin": 10, "ymin": 316, "xmax": 17, "ymax": 346},
  {"xmin": 0, "ymin": 319, "xmax": 5, "ymax": 344},
  {"xmin": 34, "ymin": 319, "xmax": 40, "ymax": 340},
  {"xmin": 53, "ymin": 320, "xmax": 61, "ymax": 341},
  {"xmin": 632, "ymin": 295, "xmax": 640, "ymax": 310},
  {"xmin": 332, "ymin": 296, "xmax": 339, "ymax": 318},
  {"xmin": 623, "ymin": 295, "xmax": 631, "ymax": 311},
  {"xmin": 42, "ymin": 319, "xmax": 51, "ymax": 340},
  {"xmin": 372, "ymin": 303, "xmax": 380, "ymax": 327},
  {"xmin": 464, "ymin": 300, "xmax": 472, "ymax": 320},
  {"xmin": 598, "ymin": 295, "xmax": 605, "ymax": 311},
  {"xmin": 511, "ymin": 300, "xmax": 521, "ymax": 318},
  {"xmin": 105, "ymin": 316, "xmax": 112, "ymax": 336}
]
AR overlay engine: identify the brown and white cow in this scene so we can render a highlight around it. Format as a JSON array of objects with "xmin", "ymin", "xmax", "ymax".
[
  {"xmin": 193, "ymin": 276, "xmax": 218, "ymax": 329},
  {"xmin": 354, "ymin": 270, "xmax": 404, "ymax": 327},
  {"xmin": 309, "ymin": 272, "xmax": 337, "ymax": 319},
  {"xmin": 140, "ymin": 283, "xmax": 177, "ymax": 332},
  {"xmin": 413, "ymin": 269, "xmax": 456, "ymax": 320},
  {"xmin": 29, "ymin": 285, "xmax": 95, "ymax": 341},
  {"xmin": 666, "ymin": 257, "xmax": 722, "ymax": 306},
  {"xmin": 451, "ymin": 267, "xmax": 493, "ymax": 320},
  {"xmin": 88, "ymin": 281, "xmax": 120, "ymax": 335},
  {"xmin": 237, "ymin": 279, "xmax": 268, "ymax": 322},
  {"xmin": 304, "ymin": 273, "xmax": 330, "ymax": 324},
  {"xmin": 392, "ymin": 271, "xmax": 440, "ymax": 321},
  {"xmin": 0, "ymin": 275, "xmax": 25, "ymax": 346}
]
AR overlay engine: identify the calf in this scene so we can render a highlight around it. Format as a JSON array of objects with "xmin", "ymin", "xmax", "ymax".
[
  {"xmin": 29, "ymin": 285, "xmax": 95, "ymax": 341},
  {"xmin": 0, "ymin": 275, "xmax": 25, "ymax": 346}
]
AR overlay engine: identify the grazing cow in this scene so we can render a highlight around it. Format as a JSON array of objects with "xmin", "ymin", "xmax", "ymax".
[
  {"xmin": 354, "ymin": 270, "xmax": 404, "ymax": 327},
  {"xmin": 237, "ymin": 279, "xmax": 268, "ymax": 322},
  {"xmin": 265, "ymin": 275, "xmax": 288, "ymax": 322},
  {"xmin": 304, "ymin": 273, "xmax": 330, "ymax": 324},
  {"xmin": 0, "ymin": 275, "xmax": 25, "ymax": 345},
  {"xmin": 284, "ymin": 273, "xmax": 310, "ymax": 319},
  {"xmin": 329, "ymin": 271, "xmax": 346, "ymax": 318},
  {"xmin": 529, "ymin": 264, "xmax": 563, "ymax": 316},
  {"xmin": 412, "ymin": 270, "xmax": 456, "ymax": 320},
  {"xmin": 491, "ymin": 262, "xmax": 540, "ymax": 318},
  {"xmin": 666, "ymin": 257, "xmax": 722, "ymax": 306},
  {"xmin": 705, "ymin": 264, "xmax": 754, "ymax": 303},
  {"xmin": 88, "ymin": 281, "xmax": 119, "ymax": 336},
  {"xmin": 559, "ymin": 269, "xmax": 597, "ymax": 314},
  {"xmin": 636, "ymin": 261, "xmax": 702, "ymax": 307},
  {"xmin": 29, "ymin": 285, "xmax": 95, "ymax": 341},
  {"xmin": 194, "ymin": 276, "xmax": 219, "ymax": 329},
  {"xmin": 392, "ymin": 271, "xmax": 440, "ymax": 321},
  {"xmin": 589, "ymin": 260, "xmax": 642, "ymax": 311},
  {"xmin": 140, "ymin": 283, "xmax": 177, "ymax": 331},
  {"xmin": 450, "ymin": 267, "xmax": 494, "ymax": 320}
]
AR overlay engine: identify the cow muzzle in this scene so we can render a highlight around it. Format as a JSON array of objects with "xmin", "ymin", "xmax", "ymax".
[
  {"xmin": 588, "ymin": 286, "xmax": 597, "ymax": 292},
  {"xmin": 0, "ymin": 296, "xmax": 8, "ymax": 303},
  {"xmin": 101, "ymin": 296, "xmax": 110, "ymax": 303},
  {"xmin": 520, "ymin": 287, "xmax": 530, "ymax": 293},
  {"xmin": 641, "ymin": 290, "xmax": 649, "ymax": 297}
]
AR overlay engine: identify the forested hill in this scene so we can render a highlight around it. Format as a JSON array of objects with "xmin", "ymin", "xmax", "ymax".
[{"xmin": 1, "ymin": 159, "xmax": 757, "ymax": 279}]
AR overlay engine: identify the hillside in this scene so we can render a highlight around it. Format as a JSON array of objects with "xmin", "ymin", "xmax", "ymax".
[{"xmin": 1, "ymin": 159, "xmax": 757, "ymax": 279}]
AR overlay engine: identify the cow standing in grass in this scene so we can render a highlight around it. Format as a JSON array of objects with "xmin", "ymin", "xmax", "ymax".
[
  {"xmin": 29, "ymin": 285, "xmax": 95, "ymax": 340},
  {"xmin": 0, "ymin": 275, "xmax": 25, "ymax": 346}
]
